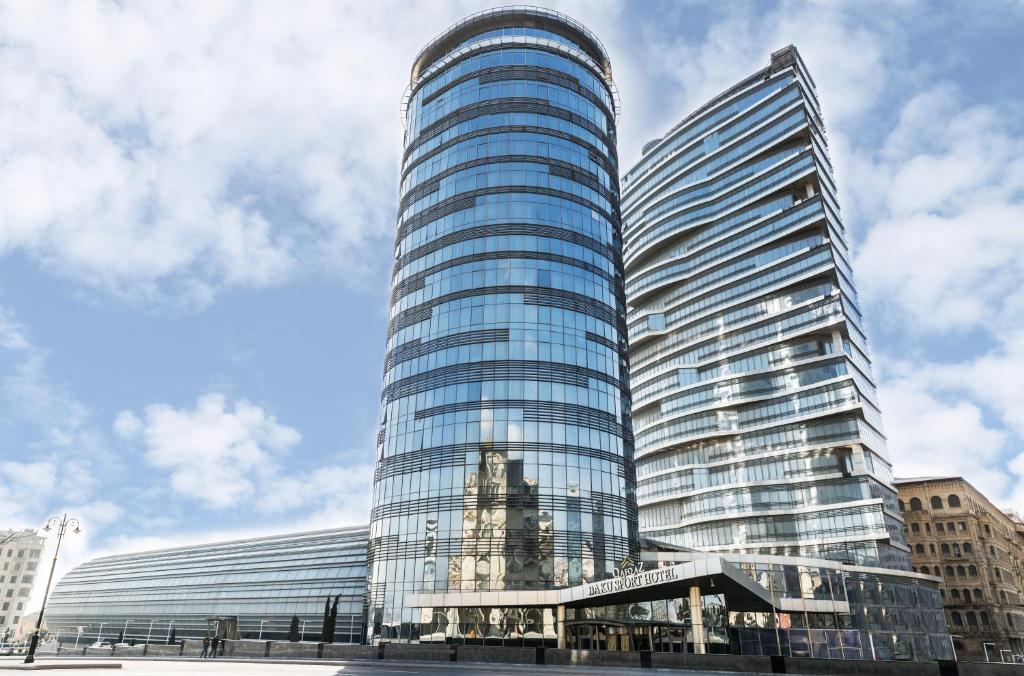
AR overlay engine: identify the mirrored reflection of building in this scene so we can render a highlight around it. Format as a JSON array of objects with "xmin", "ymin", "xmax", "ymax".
[
  {"xmin": 621, "ymin": 46, "xmax": 909, "ymax": 571},
  {"xmin": 0, "ymin": 529, "xmax": 46, "ymax": 640},
  {"xmin": 44, "ymin": 527, "xmax": 368, "ymax": 645},
  {"xmin": 368, "ymin": 6, "xmax": 637, "ymax": 644}
]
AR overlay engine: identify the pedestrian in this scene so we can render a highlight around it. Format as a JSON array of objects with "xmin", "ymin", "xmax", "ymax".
[
  {"xmin": 200, "ymin": 635, "xmax": 210, "ymax": 659},
  {"xmin": 211, "ymin": 635, "xmax": 219, "ymax": 658}
]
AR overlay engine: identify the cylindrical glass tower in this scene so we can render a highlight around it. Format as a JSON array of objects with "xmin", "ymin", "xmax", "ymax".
[{"xmin": 368, "ymin": 7, "xmax": 637, "ymax": 645}]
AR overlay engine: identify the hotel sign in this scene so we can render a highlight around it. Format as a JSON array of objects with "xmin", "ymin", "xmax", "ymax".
[{"xmin": 585, "ymin": 565, "xmax": 680, "ymax": 597}]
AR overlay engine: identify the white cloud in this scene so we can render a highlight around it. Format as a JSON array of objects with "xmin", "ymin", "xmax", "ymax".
[
  {"xmin": 129, "ymin": 393, "xmax": 302, "ymax": 508},
  {"xmin": 112, "ymin": 410, "xmax": 143, "ymax": 439}
]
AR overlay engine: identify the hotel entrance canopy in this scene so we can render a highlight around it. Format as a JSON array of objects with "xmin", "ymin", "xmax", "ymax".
[{"xmin": 402, "ymin": 556, "xmax": 851, "ymax": 615}]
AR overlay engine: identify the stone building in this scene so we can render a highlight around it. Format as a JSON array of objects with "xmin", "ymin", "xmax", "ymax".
[
  {"xmin": 896, "ymin": 477, "xmax": 1024, "ymax": 661},
  {"xmin": 0, "ymin": 528, "xmax": 46, "ymax": 642}
]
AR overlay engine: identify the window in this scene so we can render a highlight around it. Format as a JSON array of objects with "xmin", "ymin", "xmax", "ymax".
[
  {"xmin": 958, "ymin": 522, "xmax": 966, "ymax": 531},
  {"xmin": 963, "ymin": 543, "xmax": 972, "ymax": 554},
  {"xmin": 945, "ymin": 566, "xmax": 955, "ymax": 577},
  {"xmin": 915, "ymin": 544, "xmax": 925, "ymax": 554},
  {"xmin": 948, "ymin": 495, "xmax": 961, "ymax": 508},
  {"xmin": 937, "ymin": 523, "xmax": 945, "ymax": 533},
  {"xmin": 911, "ymin": 523, "xmax": 920, "ymax": 533},
  {"xmin": 1007, "ymin": 614, "xmax": 1014, "ymax": 628},
  {"xmin": 951, "ymin": 589, "xmax": 961, "ymax": 600},
  {"xmin": 941, "ymin": 543, "xmax": 951, "ymax": 555},
  {"xmin": 990, "ymin": 545, "xmax": 996, "ymax": 556},
  {"xmin": 974, "ymin": 589, "xmax": 983, "ymax": 601},
  {"xmin": 931, "ymin": 496, "xmax": 943, "ymax": 509},
  {"xmin": 948, "ymin": 521, "xmax": 955, "ymax": 531},
  {"xmin": 951, "ymin": 612, "xmax": 963, "ymax": 626},
  {"xmin": 930, "ymin": 544, "xmax": 936, "ymax": 554},
  {"xmin": 952, "ymin": 543, "xmax": 962, "ymax": 557},
  {"xmin": 981, "ymin": 611, "xmax": 990, "ymax": 627},
  {"xmin": 898, "ymin": 499, "xmax": 906, "ymax": 511},
  {"xmin": 910, "ymin": 498, "xmax": 923, "ymax": 511},
  {"xmin": 995, "ymin": 568, "xmax": 1002, "ymax": 581},
  {"xmin": 957, "ymin": 565, "xmax": 967, "ymax": 577},
  {"xmin": 967, "ymin": 612, "xmax": 978, "ymax": 627},
  {"xmin": 969, "ymin": 565, "xmax": 978, "ymax": 577},
  {"xmin": 926, "ymin": 523, "xmax": 931, "ymax": 533},
  {"xmin": 921, "ymin": 565, "xmax": 930, "ymax": 575},
  {"xmin": 985, "ymin": 525, "xmax": 991, "ymax": 535}
]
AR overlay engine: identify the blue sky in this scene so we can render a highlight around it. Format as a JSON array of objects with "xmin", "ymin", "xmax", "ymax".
[{"xmin": 1, "ymin": 0, "xmax": 1022, "ymax": 607}]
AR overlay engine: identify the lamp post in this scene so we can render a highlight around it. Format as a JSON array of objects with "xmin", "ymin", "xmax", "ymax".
[
  {"xmin": 258, "ymin": 619, "xmax": 266, "ymax": 640},
  {"xmin": 24, "ymin": 514, "xmax": 80, "ymax": 664}
]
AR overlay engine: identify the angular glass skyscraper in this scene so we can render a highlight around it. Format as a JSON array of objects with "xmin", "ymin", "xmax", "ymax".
[
  {"xmin": 369, "ymin": 7, "xmax": 637, "ymax": 643},
  {"xmin": 622, "ymin": 46, "xmax": 909, "ymax": 570}
]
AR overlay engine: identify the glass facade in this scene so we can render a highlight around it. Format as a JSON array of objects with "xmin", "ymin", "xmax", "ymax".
[
  {"xmin": 621, "ymin": 46, "xmax": 909, "ymax": 570},
  {"xmin": 368, "ymin": 7, "xmax": 637, "ymax": 643},
  {"xmin": 44, "ymin": 527, "xmax": 367, "ymax": 644},
  {"xmin": 567, "ymin": 557, "xmax": 952, "ymax": 660}
]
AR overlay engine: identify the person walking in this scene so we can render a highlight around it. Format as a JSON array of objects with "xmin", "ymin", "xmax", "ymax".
[
  {"xmin": 210, "ymin": 635, "xmax": 220, "ymax": 658},
  {"xmin": 200, "ymin": 635, "xmax": 210, "ymax": 659}
]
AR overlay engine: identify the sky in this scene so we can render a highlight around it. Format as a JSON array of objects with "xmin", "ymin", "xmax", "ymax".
[{"xmin": 1, "ymin": 0, "xmax": 1022, "ymax": 612}]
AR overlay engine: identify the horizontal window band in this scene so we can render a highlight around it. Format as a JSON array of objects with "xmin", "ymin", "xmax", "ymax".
[
  {"xmin": 367, "ymin": 533, "xmax": 637, "ymax": 561},
  {"xmin": 399, "ymin": 397, "xmax": 633, "ymax": 443},
  {"xmin": 385, "ymin": 328, "xmax": 510, "ymax": 371},
  {"xmin": 395, "ymin": 222, "xmax": 617, "ymax": 274},
  {"xmin": 371, "ymin": 489, "xmax": 636, "ymax": 522},
  {"xmin": 374, "ymin": 441, "xmax": 635, "ymax": 483},
  {"xmin": 412, "ymin": 42, "xmax": 613, "ymax": 112},
  {"xmin": 397, "ymin": 185, "xmax": 618, "ymax": 243},
  {"xmin": 421, "ymin": 64, "xmax": 613, "ymax": 125},
  {"xmin": 391, "ymin": 249, "xmax": 616, "ymax": 304},
  {"xmin": 401, "ymin": 154, "xmax": 615, "ymax": 213},
  {"xmin": 402, "ymin": 124, "xmax": 618, "ymax": 183},
  {"xmin": 405, "ymin": 98, "xmax": 614, "ymax": 161},
  {"xmin": 387, "ymin": 285, "xmax": 623, "ymax": 339},
  {"xmin": 383, "ymin": 360, "xmax": 625, "ymax": 404}
]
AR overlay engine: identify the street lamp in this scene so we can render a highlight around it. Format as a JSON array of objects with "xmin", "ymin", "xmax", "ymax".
[
  {"xmin": 258, "ymin": 619, "xmax": 266, "ymax": 640},
  {"xmin": 24, "ymin": 514, "xmax": 80, "ymax": 664}
]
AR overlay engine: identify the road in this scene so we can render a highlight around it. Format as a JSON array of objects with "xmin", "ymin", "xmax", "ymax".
[{"xmin": 0, "ymin": 656, "xmax": 781, "ymax": 675}]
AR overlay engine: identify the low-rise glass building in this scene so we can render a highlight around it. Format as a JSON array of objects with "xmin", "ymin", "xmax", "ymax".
[{"xmin": 44, "ymin": 527, "xmax": 367, "ymax": 645}]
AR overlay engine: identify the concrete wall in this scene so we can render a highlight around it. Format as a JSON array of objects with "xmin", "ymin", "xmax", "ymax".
[
  {"xmin": 650, "ymin": 651, "xmax": 773, "ymax": 672},
  {"xmin": 457, "ymin": 645, "xmax": 535, "ymax": 664},
  {"xmin": 222, "ymin": 639, "xmax": 269, "ymax": 657},
  {"xmin": 268, "ymin": 641, "xmax": 322, "ymax": 658},
  {"xmin": 320, "ymin": 644, "xmax": 379, "ymax": 660},
  {"xmin": 546, "ymin": 648, "xmax": 642, "ymax": 668},
  {"xmin": 181, "ymin": 638, "xmax": 205, "ymax": 656},
  {"xmin": 381, "ymin": 643, "xmax": 452, "ymax": 661},
  {"xmin": 145, "ymin": 644, "xmax": 183, "ymax": 656},
  {"xmin": 959, "ymin": 663, "xmax": 1024, "ymax": 676},
  {"xmin": 112, "ymin": 645, "xmax": 145, "ymax": 657},
  {"xmin": 83, "ymin": 646, "xmax": 113, "ymax": 656}
]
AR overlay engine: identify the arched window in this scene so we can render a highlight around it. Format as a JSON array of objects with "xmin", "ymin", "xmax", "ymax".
[
  {"xmin": 898, "ymin": 499, "xmax": 906, "ymax": 511},
  {"xmin": 951, "ymin": 589, "xmax": 961, "ymax": 600},
  {"xmin": 957, "ymin": 565, "xmax": 967, "ymax": 577},
  {"xmin": 931, "ymin": 496, "xmax": 944, "ymax": 509},
  {"xmin": 910, "ymin": 497, "xmax": 923, "ymax": 511},
  {"xmin": 963, "ymin": 543, "xmax": 973, "ymax": 554},
  {"xmin": 952, "ymin": 543, "xmax": 962, "ymax": 557},
  {"xmin": 951, "ymin": 612, "xmax": 963, "ymax": 626},
  {"xmin": 1007, "ymin": 613, "xmax": 1014, "ymax": 628},
  {"xmin": 921, "ymin": 565, "xmax": 930, "ymax": 575},
  {"xmin": 980, "ymin": 611, "xmax": 990, "ymax": 626},
  {"xmin": 995, "ymin": 568, "xmax": 1002, "ymax": 580},
  {"xmin": 945, "ymin": 566, "xmax": 955, "ymax": 577},
  {"xmin": 941, "ymin": 543, "xmax": 951, "ymax": 555},
  {"xmin": 967, "ymin": 612, "xmax": 978, "ymax": 626},
  {"xmin": 974, "ymin": 589, "xmax": 983, "ymax": 601},
  {"xmin": 948, "ymin": 495, "xmax": 961, "ymax": 508},
  {"xmin": 915, "ymin": 544, "xmax": 925, "ymax": 554},
  {"xmin": 969, "ymin": 565, "xmax": 978, "ymax": 577},
  {"xmin": 930, "ymin": 544, "xmax": 937, "ymax": 554},
  {"xmin": 911, "ymin": 522, "xmax": 920, "ymax": 533}
]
